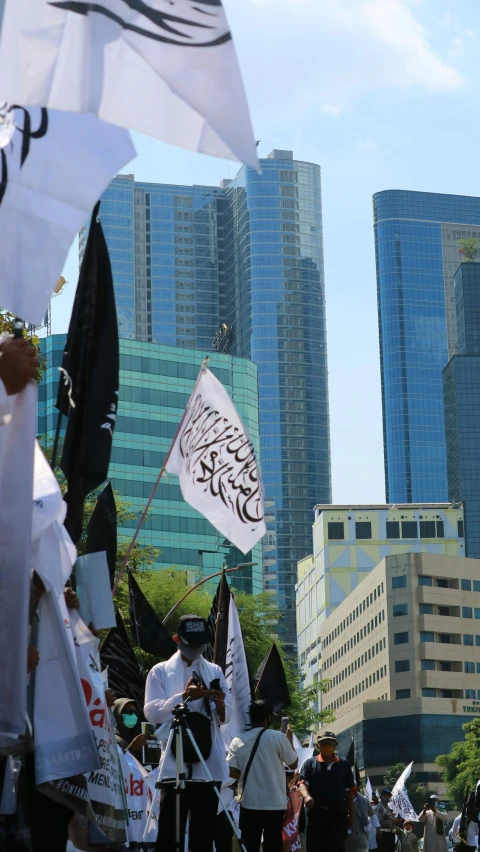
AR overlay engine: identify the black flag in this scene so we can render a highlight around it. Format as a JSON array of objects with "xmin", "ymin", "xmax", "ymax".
[
  {"xmin": 86, "ymin": 482, "xmax": 117, "ymax": 588},
  {"xmin": 128, "ymin": 573, "xmax": 177, "ymax": 659},
  {"xmin": 346, "ymin": 737, "xmax": 354, "ymax": 767},
  {"xmin": 100, "ymin": 610, "xmax": 145, "ymax": 708},
  {"xmin": 204, "ymin": 572, "xmax": 231, "ymax": 670},
  {"xmin": 57, "ymin": 200, "xmax": 119, "ymax": 543},
  {"xmin": 255, "ymin": 642, "xmax": 290, "ymax": 714}
]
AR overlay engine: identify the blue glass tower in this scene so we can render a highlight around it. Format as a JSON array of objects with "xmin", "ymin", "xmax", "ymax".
[
  {"xmin": 93, "ymin": 150, "xmax": 331, "ymax": 650},
  {"xmin": 374, "ymin": 190, "xmax": 480, "ymax": 504}
]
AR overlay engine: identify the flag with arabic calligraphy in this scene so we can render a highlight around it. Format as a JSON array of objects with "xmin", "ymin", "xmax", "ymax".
[
  {"xmin": 388, "ymin": 762, "xmax": 419, "ymax": 822},
  {"xmin": 0, "ymin": 0, "xmax": 258, "ymax": 169},
  {"xmin": 165, "ymin": 366, "xmax": 265, "ymax": 554}
]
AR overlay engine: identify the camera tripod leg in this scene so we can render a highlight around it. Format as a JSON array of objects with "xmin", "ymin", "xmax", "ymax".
[{"xmin": 174, "ymin": 723, "xmax": 187, "ymax": 852}]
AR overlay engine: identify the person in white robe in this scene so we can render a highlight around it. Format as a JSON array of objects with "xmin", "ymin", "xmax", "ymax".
[{"xmin": 418, "ymin": 796, "xmax": 447, "ymax": 852}]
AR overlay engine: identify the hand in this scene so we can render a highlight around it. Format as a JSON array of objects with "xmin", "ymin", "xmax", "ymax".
[
  {"xmin": 211, "ymin": 689, "xmax": 226, "ymax": 709},
  {"xmin": 64, "ymin": 588, "xmax": 80, "ymax": 610},
  {"xmin": 27, "ymin": 645, "xmax": 39, "ymax": 673},
  {"xmin": 0, "ymin": 337, "xmax": 38, "ymax": 395},
  {"xmin": 105, "ymin": 688, "xmax": 116, "ymax": 708},
  {"xmin": 286, "ymin": 725, "xmax": 294, "ymax": 745},
  {"xmin": 128, "ymin": 734, "xmax": 147, "ymax": 753},
  {"xmin": 304, "ymin": 796, "xmax": 315, "ymax": 811},
  {"xmin": 183, "ymin": 678, "xmax": 211, "ymax": 701}
]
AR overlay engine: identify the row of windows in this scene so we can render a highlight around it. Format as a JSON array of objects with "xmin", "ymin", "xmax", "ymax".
[
  {"xmin": 419, "ymin": 632, "xmax": 480, "ymax": 646},
  {"xmin": 397, "ymin": 688, "xmax": 480, "ymax": 700},
  {"xmin": 325, "ymin": 667, "xmax": 387, "ymax": 711},
  {"xmin": 326, "ymin": 638, "xmax": 387, "ymax": 687},
  {"xmin": 395, "ymin": 658, "xmax": 480, "ymax": 674},
  {"xmin": 323, "ymin": 585, "xmax": 384, "ymax": 647},
  {"xmin": 327, "ymin": 519, "xmax": 460, "ymax": 541},
  {"xmin": 324, "ymin": 612, "xmax": 385, "ymax": 664}
]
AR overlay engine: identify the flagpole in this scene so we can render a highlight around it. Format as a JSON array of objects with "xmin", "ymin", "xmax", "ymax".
[
  {"xmin": 112, "ymin": 357, "xmax": 209, "ymax": 596},
  {"xmin": 128, "ymin": 572, "xmax": 145, "ymax": 674},
  {"xmin": 162, "ymin": 562, "xmax": 256, "ymax": 626}
]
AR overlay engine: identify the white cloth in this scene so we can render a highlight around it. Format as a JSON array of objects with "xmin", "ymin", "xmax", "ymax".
[
  {"xmin": 368, "ymin": 813, "xmax": 380, "ymax": 849},
  {"xmin": 144, "ymin": 651, "xmax": 230, "ymax": 782},
  {"xmin": 419, "ymin": 809, "xmax": 448, "ymax": 852},
  {"xmin": 452, "ymin": 816, "xmax": 480, "ymax": 847},
  {"xmin": 227, "ymin": 728, "xmax": 297, "ymax": 811},
  {"xmin": 223, "ymin": 594, "xmax": 251, "ymax": 745}
]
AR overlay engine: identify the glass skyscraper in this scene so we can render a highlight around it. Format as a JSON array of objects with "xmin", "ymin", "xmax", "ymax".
[
  {"xmin": 38, "ymin": 336, "xmax": 263, "ymax": 594},
  {"xmin": 93, "ymin": 150, "xmax": 331, "ymax": 650},
  {"xmin": 374, "ymin": 190, "xmax": 480, "ymax": 504}
]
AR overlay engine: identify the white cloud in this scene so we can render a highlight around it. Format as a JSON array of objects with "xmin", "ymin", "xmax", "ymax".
[{"xmin": 321, "ymin": 104, "xmax": 342, "ymax": 118}]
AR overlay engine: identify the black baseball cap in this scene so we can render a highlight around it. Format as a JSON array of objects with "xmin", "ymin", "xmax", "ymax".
[
  {"xmin": 317, "ymin": 731, "xmax": 338, "ymax": 745},
  {"xmin": 176, "ymin": 614, "xmax": 211, "ymax": 647}
]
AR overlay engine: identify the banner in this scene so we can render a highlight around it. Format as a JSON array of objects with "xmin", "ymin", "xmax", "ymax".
[
  {"xmin": 366, "ymin": 777, "xmax": 373, "ymax": 802},
  {"xmin": 282, "ymin": 789, "xmax": 303, "ymax": 852},
  {"xmin": 166, "ymin": 366, "xmax": 266, "ymax": 554},
  {"xmin": 388, "ymin": 761, "xmax": 418, "ymax": 822},
  {"xmin": 255, "ymin": 643, "xmax": 290, "ymax": 714},
  {"xmin": 118, "ymin": 748, "xmax": 158, "ymax": 851},
  {"xmin": 0, "ymin": 0, "xmax": 258, "ymax": 169},
  {"xmin": 0, "ymin": 105, "xmax": 135, "ymax": 325}
]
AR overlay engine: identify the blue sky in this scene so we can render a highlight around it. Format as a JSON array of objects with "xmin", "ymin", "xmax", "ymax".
[{"xmin": 53, "ymin": 0, "xmax": 480, "ymax": 505}]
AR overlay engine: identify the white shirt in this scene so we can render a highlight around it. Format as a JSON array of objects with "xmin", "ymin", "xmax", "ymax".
[
  {"xmin": 144, "ymin": 651, "xmax": 231, "ymax": 782},
  {"xmin": 227, "ymin": 728, "xmax": 298, "ymax": 810},
  {"xmin": 451, "ymin": 815, "xmax": 478, "ymax": 846},
  {"xmin": 369, "ymin": 813, "xmax": 380, "ymax": 849}
]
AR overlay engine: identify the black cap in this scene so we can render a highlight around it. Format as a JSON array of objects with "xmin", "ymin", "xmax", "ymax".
[
  {"xmin": 382, "ymin": 789, "xmax": 392, "ymax": 796},
  {"xmin": 317, "ymin": 731, "xmax": 338, "ymax": 745},
  {"xmin": 176, "ymin": 614, "xmax": 210, "ymax": 647}
]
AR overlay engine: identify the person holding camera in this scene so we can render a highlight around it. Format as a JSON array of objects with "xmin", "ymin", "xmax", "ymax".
[
  {"xmin": 144, "ymin": 614, "xmax": 231, "ymax": 852},
  {"xmin": 418, "ymin": 795, "xmax": 448, "ymax": 852}
]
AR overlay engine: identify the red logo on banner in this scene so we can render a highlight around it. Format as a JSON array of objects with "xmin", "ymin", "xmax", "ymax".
[{"xmin": 80, "ymin": 677, "xmax": 108, "ymax": 730}]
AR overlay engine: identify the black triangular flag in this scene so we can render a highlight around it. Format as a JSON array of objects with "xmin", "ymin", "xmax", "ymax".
[
  {"xmin": 86, "ymin": 482, "xmax": 117, "ymax": 588},
  {"xmin": 58, "ymin": 201, "xmax": 119, "ymax": 543},
  {"xmin": 346, "ymin": 737, "xmax": 354, "ymax": 767},
  {"xmin": 204, "ymin": 572, "xmax": 231, "ymax": 670},
  {"xmin": 100, "ymin": 610, "xmax": 145, "ymax": 708},
  {"xmin": 255, "ymin": 642, "xmax": 290, "ymax": 714},
  {"xmin": 128, "ymin": 573, "xmax": 177, "ymax": 659}
]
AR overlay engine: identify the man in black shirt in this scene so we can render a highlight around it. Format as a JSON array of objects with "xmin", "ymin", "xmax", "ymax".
[{"xmin": 298, "ymin": 731, "xmax": 356, "ymax": 852}]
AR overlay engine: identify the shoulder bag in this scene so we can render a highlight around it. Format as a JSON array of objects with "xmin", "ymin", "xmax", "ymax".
[{"xmin": 236, "ymin": 728, "xmax": 268, "ymax": 803}]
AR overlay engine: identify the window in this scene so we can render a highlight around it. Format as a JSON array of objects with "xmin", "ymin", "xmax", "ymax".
[
  {"xmin": 439, "ymin": 662, "xmax": 452, "ymax": 672},
  {"xmin": 394, "ymin": 632, "xmax": 409, "ymax": 645},
  {"xmin": 474, "ymin": 581, "xmax": 480, "ymax": 593},
  {"xmin": 439, "ymin": 634, "xmax": 451, "ymax": 644},
  {"xmin": 465, "ymin": 690, "xmax": 476, "ymax": 700},
  {"xmin": 459, "ymin": 520, "xmax": 465, "ymax": 538},
  {"xmin": 436, "ymin": 521, "xmax": 444, "ymax": 538},
  {"xmin": 402, "ymin": 521, "xmax": 418, "ymax": 538},
  {"xmin": 464, "ymin": 634, "xmax": 474, "ymax": 646},
  {"xmin": 462, "ymin": 579, "xmax": 472, "ymax": 592},
  {"xmin": 421, "ymin": 660, "xmax": 435, "ymax": 671},
  {"xmin": 477, "ymin": 664, "xmax": 480, "ymax": 674},
  {"xmin": 420, "ymin": 632, "xmax": 434, "ymax": 643},
  {"xmin": 476, "ymin": 636, "xmax": 480, "ymax": 647},
  {"xmin": 396, "ymin": 689, "xmax": 410, "ymax": 699},
  {"xmin": 438, "ymin": 607, "xmax": 450, "ymax": 617},
  {"xmin": 355, "ymin": 521, "xmax": 372, "ymax": 540},
  {"xmin": 393, "ymin": 603, "xmax": 408, "ymax": 617},
  {"xmin": 328, "ymin": 522, "xmax": 344, "ymax": 540},
  {"xmin": 422, "ymin": 688, "xmax": 436, "ymax": 697},
  {"xmin": 436, "ymin": 579, "xmax": 448, "ymax": 588},
  {"xmin": 420, "ymin": 521, "xmax": 436, "ymax": 538},
  {"xmin": 386, "ymin": 521, "xmax": 400, "ymax": 539},
  {"xmin": 465, "ymin": 662, "xmax": 475, "ymax": 673},
  {"xmin": 395, "ymin": 660, "xmax": 410, "ymax": 672},
  {"xmin": 419, "ymin": 576, "xmax": 433, "ymax": 586},
  {"xmin": 476, "ymin": 609, "xmax": 480, "ymax": 620},
  {"xmin": 463, "ymin": 607, "xmax": 473, "ymax": 619},
  {"xmin": 419, "ymin": 604, "xmax": 434, "ymax": 615},
  {"xmin": 392, "ymin": 576, "xmax": 407, "ymax": 589}
]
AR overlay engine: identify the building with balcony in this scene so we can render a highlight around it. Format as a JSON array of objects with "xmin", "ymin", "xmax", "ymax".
[
  {"xmin": 319, "ymin": 552, "xmax": 480, "ymax": 784},
  {"xmin": 296, "ymin": 504, "xmax": 465, "ymax": 685}
]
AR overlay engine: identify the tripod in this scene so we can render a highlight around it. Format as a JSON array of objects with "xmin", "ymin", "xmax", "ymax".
[{"xmin": 142, "ymin": 700, "xmax": 246, "ymax": 852}]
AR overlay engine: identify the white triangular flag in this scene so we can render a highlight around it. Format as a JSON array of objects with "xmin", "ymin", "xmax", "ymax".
[
  {"xmin": 365, "ymin": 777, "xmax": 373, "ymax": 802},
  {"xmin": 388, "ymin": 761, "xmax": 418, "ymax": 822},
  {"xmin": 0, "ymin": 0, "xmax": 258, "ymax": 169},
  {"xmin": 166, "ymin": 366, "xmax": 265, "ymax": 553},
  {"xmin": 0, "ymin": 105, "xmax": 135, "ymax": 324},
  {"xmin": 223, "ymin": 594, "xmax": 251, "ymax": 744}
]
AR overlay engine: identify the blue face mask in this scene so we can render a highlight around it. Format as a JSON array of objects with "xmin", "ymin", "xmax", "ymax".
[{"xmin": 122, "ymin": 712, "xmax": 138, "ymax": 729}]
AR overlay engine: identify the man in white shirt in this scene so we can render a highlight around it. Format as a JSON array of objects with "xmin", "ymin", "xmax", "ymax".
[
  {"xmin": 144, "ymin": 614, "xmax": 231, "ymax": 852},
  {"xmin": 227, "ymin": 700, "xmax": 298, "ymax": 852},
  {"xmin": 450, "ymin": 805, "xmax": 479, "ymax": 850}
]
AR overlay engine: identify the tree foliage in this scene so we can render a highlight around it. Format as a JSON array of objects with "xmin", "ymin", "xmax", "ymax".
[
  {"xmin": 437, "ymin": 719, "xmax": 480, "ymax": 808},
  {"xmin": 458, "ymin": 237, "xmax": 480, "ymax": 262}
]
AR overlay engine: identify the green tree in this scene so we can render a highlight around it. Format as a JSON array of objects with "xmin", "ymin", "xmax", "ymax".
[
  {"xmin": 437, "ymin": 719, "xmax": 480, "ymax": 808},
  {"xmin": 383, "ymin": 763, "xmax": 434, "ymax": 814},
  {"xmin": 458, "ymin": 238, "xmax": 480, "ymax": 262}
]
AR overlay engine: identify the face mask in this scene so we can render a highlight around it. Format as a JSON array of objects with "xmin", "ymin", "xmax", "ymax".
[
  {"xmin": 122, "ymin": 712, "xmax": 138, "ymax": 729},
  {"xmin": 177, "ymin": 640, "xmax": 208, "ymax": 662},
  {"xmin": 320, "ymin": 744, "xmax": 335, "ymax": 757}
]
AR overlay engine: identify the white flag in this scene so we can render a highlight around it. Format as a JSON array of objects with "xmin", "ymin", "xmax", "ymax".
[
  {"xmin": 292, "ymin": 732, "xmax": 314, "ymax": 769},
  {"xmin": 0, "ymin": 104, "xmax": 135, "ymax": 325},
  {"xmin": 166, "ymin": 366, "xmax": 266, "ymax": 553},
  {"xmin": 0, "ymin": 0, "xmax": 258, "ymax": 169},
  {"xmin": 223, "ymin": 594, "xmax": 251, "ymax": 744},
  {"xmin": 388, "ymin": 762, "xmax": 419, "ymax": 822},
  {"xmin": 365, "ymin": 777, "xmax": 373, "ymax": 802}
]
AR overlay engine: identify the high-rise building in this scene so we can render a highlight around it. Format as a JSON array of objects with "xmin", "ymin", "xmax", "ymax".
[
  {"xmin": 373, "ymin": 190, "xmax": 480, "ymax": 504},
  {"xmin": 296, "ymin": 503, "xmax": 465, "ymax": 686},
  {"xmin": 319, "ymin": 552, "xmax": 480, "ymax": 785},
  {"xmin": 93, "ymin": 150, "xmax": 330, "ymax": 650},
  {"xmin": 38, "ymin": 335, "xmax": 263, "ymax": 594},
  {"xmin": 444, "ymin": 261, "xmax": 480, "ymax": 558}
]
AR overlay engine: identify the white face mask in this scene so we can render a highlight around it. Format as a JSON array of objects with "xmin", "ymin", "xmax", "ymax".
[{"xmin": 177, "ymin": 640, "xmax": 208, "ymax": 661}]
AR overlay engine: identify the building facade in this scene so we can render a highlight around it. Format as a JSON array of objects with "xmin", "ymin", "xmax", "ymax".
[
  {"xmin": 444, "ymin": 261, "xmax": 480, "ymax": 559},
  {"xmin": 296, "ymin": 504, "xmax": 465, "ymax": 685},
  {"xmin": 320, "ymin": 552, "xmax": 480, "ymax": 784},
  {"xmin": 93, "ymin": 150, "xmax": 331, "ymax": 650},
  {"xmin": 373, "ymin": 190, "xmax": 480, "ymax": 504},
  {"xmin": 38, "ymin": 335, "xmax": 263, "ymax": 594}
]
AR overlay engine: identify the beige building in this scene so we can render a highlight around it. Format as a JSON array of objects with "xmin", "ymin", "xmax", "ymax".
[{"xmin": 320, "ymin": 552, "xmax": 480, "ymax": 785}]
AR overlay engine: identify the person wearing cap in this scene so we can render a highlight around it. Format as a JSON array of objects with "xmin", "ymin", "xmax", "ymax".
[
  {"xmin": 419, "ymin": 796, "xmax": 448, "ymax": 852},
  {"xmin": 144, "ymin": 613, "xmax": 231, "ymax": 852},
  {"xmin": 374, "ymin": 789, "xmax": 396, "ymax": 852},
  {"xmin": 297, "ymin": 731, "xmax": 356, "ymax": 852}
]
